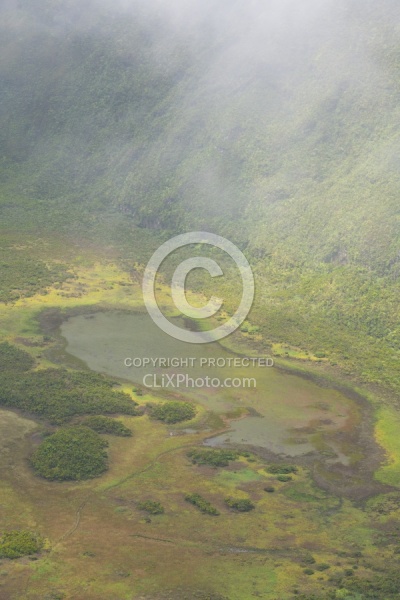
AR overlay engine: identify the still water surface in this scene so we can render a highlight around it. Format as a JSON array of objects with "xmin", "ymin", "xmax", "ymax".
[{"xmin": 61, "ymin": 312, "xmax": 354, "ymax": 461}]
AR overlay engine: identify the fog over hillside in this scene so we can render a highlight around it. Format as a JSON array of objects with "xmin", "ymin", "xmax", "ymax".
[
  {"xmin": 2, "ymin": 0, "xmax": 399, "ymax": 253},
  {"xmin": 1, "ymin": 0, "xmax": 400, "ymax": 393}
]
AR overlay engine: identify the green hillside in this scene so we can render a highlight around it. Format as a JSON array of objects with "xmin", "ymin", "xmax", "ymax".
[
  {"xmin": 3, "ymin": 0, "xmax": 398, "ymax": 395},
  {"xmin": 1, "ymin": 1, "xmax": 398, "ymax": 236}
]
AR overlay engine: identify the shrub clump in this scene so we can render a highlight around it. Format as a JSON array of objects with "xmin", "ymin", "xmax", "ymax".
[
  {"xmin": 137, "ymin": 501, "xmax": 165, "ymax": 515},
  {"xmin": 266, "ymin": 464, "xmax": 298, "ymax": 474},
  {"xmin": 0, "ymin": 368, "xmax": 138, "ymax": 424},
  {"xmin": 224, "ymin": 497, "xmax": 255, "ymax": 512},
  {"xmin": 0, "ymin": 342, "xmax": 35, "ymax": 372},
  {"xmin": 187, "ymin": 448, "xmax": 238, "ymax": 468},
  {"xmin": 185, "ymin": 493, "xmax": 220, "ymax": 515},
  {"xmin": 316, "ymin": 563, "xmax": 331, "ymax": 571},
  {"xmin": 0, "ymin": 530, "xmax": 43, "ymax": 559},
  {"xmin": 302, "ymin": 555, "xmax": 316, "ymax": 565},
  {"xmin": 81, "ymin": 416, "xmax": 132, "ymax": 437},
  {"xmin": 264, "ymin": 486, "xmax": 275, "ymax": 493},
  {"xmin": 277, "ymin": 475, "xmax": 293, "ymax": 482},
  {"xmin": 149, "ymin": 401, "xmax": 196, "ymax": 424},
  {"xmin": 31, "ymin": 426, "xmax": 108, "ymax": 481}
]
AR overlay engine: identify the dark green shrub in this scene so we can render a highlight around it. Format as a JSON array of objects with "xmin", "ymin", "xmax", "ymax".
[
  {"xmin": 149, "ymin": 401, "xmax": 196, "ymax": 424},
  {"xmin": 0, "ymin": 530, "xmax": 43, "ymax": 559},
  {"xmin": 81, "ymin": 416, "xmax": 132, "ymax": 437},
  {"xmin": 137, "ymin": 501, "xmax": 165, "ymax": 515},
  {"xmin": 0, "ymin": 342, "xmax": 34, "ymax": 372},
  {"xmin": 266, "ymin": 464, "xmax": 298, "ymax": 474},
  {"xmin": 316, "ymin": 563, "xmax": 331, "ymax": 571},
  {"xmin": 0, "ymin": 368, "xmax": 138, "ymax": 424},
  {"xmin": 224, "ymin": 497, "xmax": 255, "ymax": 512},
  {"xmin": 277, "ymin": 475, "xmax": 293, "ymax": 482},
  {"xmin": 344, "ymin": 569, "xmax": 354, "ymax": 577},
  {"xmin": 303, "ymin": 568, "xmax": 315, "ymax": 576},
  {"xmin": 249, "ymin": 326, "xmax": 260, "ymax": 333},
  {"xmin": 185, "ymin": 494, "xmax": 219, "ymax": 515},
  {"xmin": 264, "ymin": 486, "xmax": 275, "ymax": 493},
  {"xmin": 187, "ymin": 448, "xmax": 238, "ymax": 467},
  {"xmin": 31, "ymin": 426, "xmax": 108, "ymax": 481}
]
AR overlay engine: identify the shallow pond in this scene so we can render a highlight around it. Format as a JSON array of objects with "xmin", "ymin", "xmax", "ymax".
[{"xmin": 61, "ymin": 311, "xmax": 356, "ymax": 461}]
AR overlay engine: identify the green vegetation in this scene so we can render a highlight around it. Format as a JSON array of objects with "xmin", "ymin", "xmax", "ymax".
[
  {"xmin": 224, "ymin": 498, "xmax": 255, "ymax": 512},
  {"xmin": 137, "ymin": 501, "xmax": 165, "ymax": 515},
  {"xmin": 31, "ymin": 427, "xmax": 108, "ymax": 481},
  {"xmin": 375, "ymin": 407, "xmax": 400, "ymax": 486},
  {"xmin": 187, "ymin": 448, "xmax": 239, "ymax": 468},
  {"xmin": 277, "ymin": 475, "xmax": 293, "ymax": 482},
  {"xmin": 0, "ymin": 368, "xmax": 138, "ymax": 424},
  {"xmin": 315, "ymin": 563, "xmax": 331, "ymax": 571},
  {"xmin": 184, "ymin": 494, "xmax": 220, "ymax": 516},
  {"xmin": 81, "ymin": 416, "xmax": 132, "ymax": 437},
  {"xmin": 344, "ymin": 570, "xmax": 400, "ymax": 599},
  {"xmin": 266, "ymin": 464, "xmax": 298, "ymax": 475},
  {"xmin": 0, "ymin": 342, "xmax": 34, "ymax": 372},
  {"xmin": 240, "ymin": 322, "xmax": 260, "ymax": 334},
  {"xmin": 0, "ymin": 530, "xmax": 43, "ymax": 559},
  {"xmin": 291, "ymin": 572, "xmax": 392, "ymax": 600},
  {"xmin": 149, "ymin": 401, "xmax": 196, "ymax": 424},
  {"xmin": 0, "ymin": 250, "xmax": 69, "ymax": 303}
]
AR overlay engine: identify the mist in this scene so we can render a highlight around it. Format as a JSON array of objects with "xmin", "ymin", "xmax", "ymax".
[{"xmin": 0, "ymin": 0, "xmax": 399, "ymax": 250}]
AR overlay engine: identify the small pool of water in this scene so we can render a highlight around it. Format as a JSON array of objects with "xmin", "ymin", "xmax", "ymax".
[{"xmin": 61, "ymin": 311, "xmax": 357, "ymax": 461}]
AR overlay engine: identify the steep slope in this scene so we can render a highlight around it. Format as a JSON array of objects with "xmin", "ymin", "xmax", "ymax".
[{"xmin": 0, "ymin": 0, "xmax": 399, "ymax": 394}]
